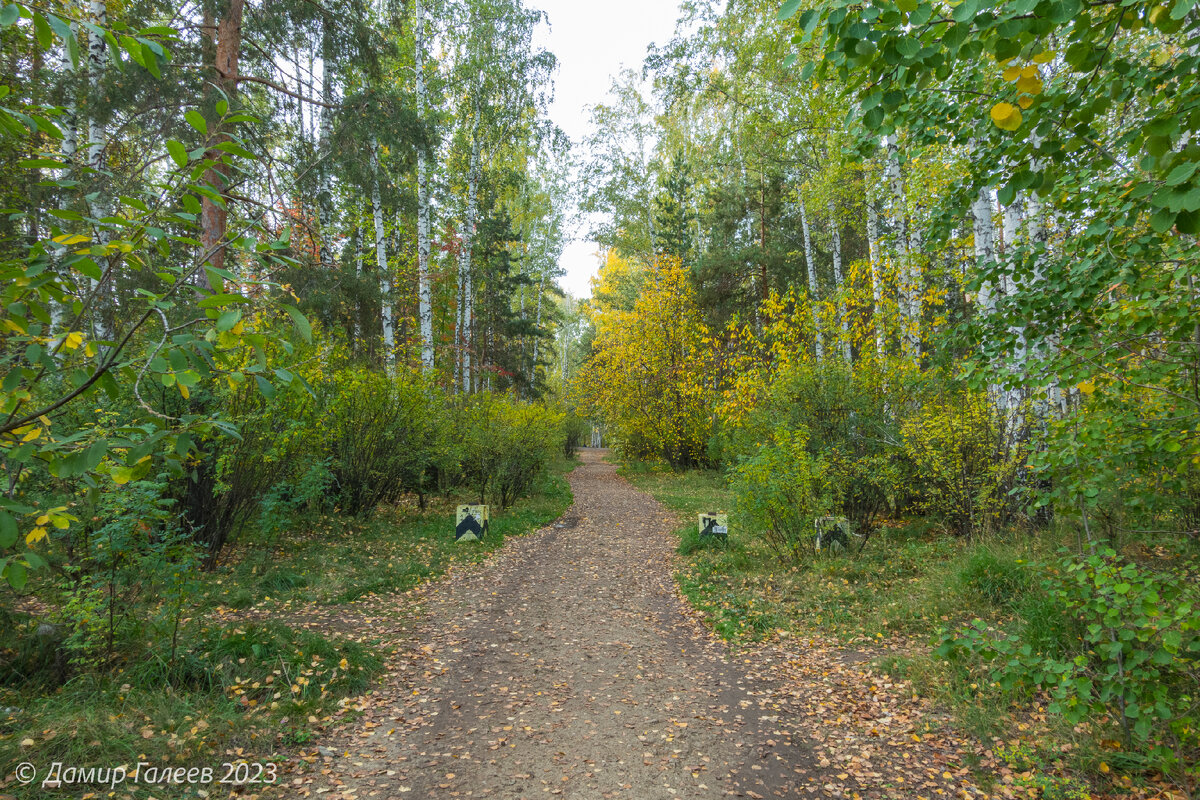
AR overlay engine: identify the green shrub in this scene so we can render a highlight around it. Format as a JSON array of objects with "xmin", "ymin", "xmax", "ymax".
[
  {"xmin": 318, "ymin": 370, "xmax": 447, "ymax": 515},
  {"xmin": 730, "ymin": 427, "xmax": 828, "ymax": 562},
  {"xmin": 901, "ymin": 391, "xmax": 1025, "ymax": 537},
  {"xmin": 562, "ymin": 411, "xmax": 590, "ymax": 457},
  {"xmin": 937, "ymin": 548, "xmax": 1200, "ymax": 784},
  {"xmin": 721, "ymin": 360, "xmax": 901, "ymax": 545},
  {"xmin": 460, "ymin": 394, "xmax": 564, "ymax": 507}
]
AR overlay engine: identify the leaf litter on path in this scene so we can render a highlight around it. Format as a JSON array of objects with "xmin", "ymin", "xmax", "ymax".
[{"xmin": 261, "ymin": 450, "xmax": 1001, "ymax": 799}]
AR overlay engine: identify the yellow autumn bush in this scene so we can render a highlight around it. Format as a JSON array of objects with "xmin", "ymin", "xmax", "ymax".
[
  {"xmin": 900, "ymin": 390, "xmax": 1025, "ymax": 536},
  {"xmin": 575, "ymin": 253, "xmax": 714, "ymax": 467}
]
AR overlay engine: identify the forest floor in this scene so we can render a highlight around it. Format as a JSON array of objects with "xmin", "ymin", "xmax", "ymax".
[{"xmin": 268, "ymin": 449, "xmax": 998, "ymax": 799}]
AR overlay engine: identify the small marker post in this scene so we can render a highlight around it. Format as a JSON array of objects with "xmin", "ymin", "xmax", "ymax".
[
  {"xmin": 697, "ymin": 511, "xmax": 728, "ymax": 542},
  {"xmin": 455, "ymin": 505, "xmax": 490, "ymax": 542}
]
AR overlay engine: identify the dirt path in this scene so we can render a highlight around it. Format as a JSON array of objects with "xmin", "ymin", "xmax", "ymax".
[
  {"xmin": 277, "ymin": 450, "xmax": 999, "ymax": 800},
  {"xmin": 282, "ymin": 449, "xmax": 813, "ymax": 798}
]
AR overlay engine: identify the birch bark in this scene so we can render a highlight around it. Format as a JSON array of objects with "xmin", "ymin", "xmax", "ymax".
[
  {"xmin": 866, "ymin": 190, "xmax": 884, "ymax": 357},
  {"xmin": 799, "ymin": 192, "xmax": 823, "ymax": 362},
  {"xmin": 372, "ymin": 139, "xmax": 393, "ymax": 368},
  {"xmin": 458, "ymin": 99, "xmax": 481, "ymax": 393},
  {"xmin": 86, "ymin": 0, "xmax": 111, "ymax": 341},
  {"xmin": 415, "ymin": 0, "xmax": 434, "ymax": 372},
  {"xmin": 828, "ymin": 200, "xmax": 852, "ymax": 365}
]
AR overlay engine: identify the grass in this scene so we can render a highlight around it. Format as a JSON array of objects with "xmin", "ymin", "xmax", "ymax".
[
  {"xmin": 623, "ymin": 459, "xmax": 1200, "ymax": 796},
  {"xmin": 0, "ymin": 456, "xmax": 576, "ymax": 798},
  {"xmin": 215, "ymin": 457, "xmax": 576, "ymax": 609},
  {"xmin": 618, "ymin": 459, "xmax": 1126, "ymax": 789},
  {"xmin": 620, "ymin": 461, "xmax": 1052, "ymax": 647}
]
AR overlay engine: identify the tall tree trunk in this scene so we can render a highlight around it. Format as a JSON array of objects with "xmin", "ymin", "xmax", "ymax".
[
  {"xmin": 415, "ymin": 0, "xmax": 434, "ymax": 372},
  {"xmin": 86, "ymin": 0, "xmax": 111, "ymax": 341},
  {"xmin": 317, "ymin": 19, "xmax": 334, "ymax": 271},
  {"xmin": 865, "ymin": 190, "xmax": 884, "ymax": 357},
  {"xmin": 351, "ymin": 221, "xmax": 362, "ymax": 349},
  {"xmin": 1025, "ymin": 132, "xmax": 1062, "ymax": 417},
  {"xmin": 53, "ymin": 22, "xmax": 79, "ymax": 333},
  {"xmin": 530, "ymin": 272, "xmax": 545, "ymax": 385},
  {"xmin": 759, "ymin": 178, "xmax": 768, "ymax": 300},
  {"xmin": 1002, "ymin": 196, "xmax": 1026, "ymax": 414},
  {"xmin": 972, "ymin": 186, "xmax": 1005, "ymax": 409},
  {"xmin": 798, "ymin": 192, "xmax": 823, "ymax": 363},
  {"xmin": 906, "ymin": 202, "xmax": 923, "ymax": 360},
  {"xmin": 828, "ymin": 199, "xmax": 852, "ymax": 365},
  {"xmin": 884, "ymin": 134, "xmax": 917, "ymax": 362},
  {"xmin": 198, "ymin": 0, "xmax": 245, "ymax": 287},
  {"xmin": 372, "ymin": 139, "xmax": 393, "ymax": 369},
  {"xmin": 458, "ymin": 99, "xmax": 481, "ymax": 394}
]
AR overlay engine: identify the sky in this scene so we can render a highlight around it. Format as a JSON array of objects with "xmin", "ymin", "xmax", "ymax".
[{"xmin": 531, "ymin": 1, "xmax": 683, "ymax": 298}]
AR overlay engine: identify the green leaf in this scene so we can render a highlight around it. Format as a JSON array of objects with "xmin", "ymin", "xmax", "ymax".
[
  {"xmin": 184, "ymin": 109, "xmax": 207, "ymax": 136},
  {"xmin": 1164, "ymin": 161, "xmax": 1197, "ymax": 186},
  {"xmin": 196, "ymin": 292, "xmax": 247, "ymax": 308},
  {"xmin": 1177, "ymin": 209, "xmax": 1200, "ymax": 235},
  {"xmin": 0, "ymin": 510, "xmax": 16, "ymax": 549},
  {"xmin": 951, "ymin": 0, "xmax": 979, "ymax": 22},
  {"xmin": 1149, "ymin": 208, "xmax": 1176, "ymax": 233},
  {"xmin": 33, "ymin": 13, "xmax": 53, "ymax": 48},
  {"xmin": 254, "ymin": 374, "xmax": 276, "ymax": 398},
  {"xmin": 141, "ymin": 42, "xmax": 161, "ymax": 78},
  {"xmin": 284, "ymin": 304, "xmax": 312, "ymax": 343},
  {"xmin": 0, "ymin": 5, "xmax": 20, "ymax": 27},
  {"xmin": 217, "ymin": 309, "xmax": 241, "ymax": 332},
  {"xmin": 778, "ymin": 0, "xmax": 803, "ymax": 20},
  {"xmin": 166, "ymin": 139, "xmax": 188, "ymax": 168},
  {"xmin": 4, "ymin": 558, "xmax": 27, "ymax": 590}
]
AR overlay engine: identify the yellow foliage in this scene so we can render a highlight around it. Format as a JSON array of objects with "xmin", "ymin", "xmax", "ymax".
[
  {"xmin": 990, "ymin": 102, "xmax": 1023, "ymax": 131},
  {"xmin": 575, "ymin": 253, "xmax": 712, "ymax": 466}
]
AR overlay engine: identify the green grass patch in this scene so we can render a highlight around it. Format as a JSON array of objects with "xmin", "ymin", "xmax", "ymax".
[
  {"xmin": 210, "ymin": 454, "xmax": 576, "ymax": 609},
  {"xmin": 622, "ymin": 463, "xmax": 1050, "ymax": 646}
]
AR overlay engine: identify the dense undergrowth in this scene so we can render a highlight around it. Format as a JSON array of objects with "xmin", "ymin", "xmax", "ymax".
[
  {"xmin": 623, "ymin": 461, "xmax": 1199, "ymax": 798},
  {"xmin": 0, "ymin": 455, "xmax": 575, "ymax": 797}
]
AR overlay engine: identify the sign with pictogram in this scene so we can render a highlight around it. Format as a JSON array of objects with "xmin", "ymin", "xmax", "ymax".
[
  {"xmin": 698, "ymin": 511, "xmax": 728, "ymax": 541},
  {"xmin": 455, "ymin": 505, "xmax": 490, "ymax": 542}
]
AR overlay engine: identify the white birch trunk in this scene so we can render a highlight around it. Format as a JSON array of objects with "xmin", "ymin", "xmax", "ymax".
[
  {"xmin": 86, "ymin": 0, "xmax": 111, "ymax": 343},
  {"xmin": 458, "ymin": 100, "xmax": 481, "ymax": 394},
  {"xmin": 828, "ymin": 199, "xmax": 852, "ymax": 365},
  {"xmin": 866, "ymin": 191, "xmax": 884, "ymax": 357},
  {"xmin": 972, "ymin": 185, "xmax": 1008, "ymax": 410},
  {"xmin": 415, "ymin": 0, "xmax": 434, "ymax": 372},
  {"xmin": 972, "ymin": 188, "xmax": 996, "ymax": 318},
  {"xmin": 318, "ymin": 23, "xmax": 334, "ymax": 270},
  {"xmin": 799, "ymin": 193, "xmax": 823, "ymax": 362},
  {"xmin": 1001, "ymin": 197, "xmax": 1026, "ymax": 419},
  {"xmin": 1025, "ymin": 132, "xmax": 1063, "ymax": 417},
  {"xmin": 906, "ymin": 205, "xmax": 923, "ymax": 360},
  {"xmin": 531, "ymin": 272, "xmax": 545, "ymax": 384},
  {"xmin": 372, "ymin": 139, "xmax": 394, "ymax": 369},
  {"xmin": 884, "ymin": 135, "xmax": 916, "ymax": 361},
  {"xmin": 52, "ymin": 24, "xmax": 79, "ymax": 334}
]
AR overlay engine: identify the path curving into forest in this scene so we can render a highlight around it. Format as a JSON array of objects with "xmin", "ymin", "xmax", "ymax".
[{"xmin": 279, "ymin": 449, "xmax": 813, "ymax": 798}]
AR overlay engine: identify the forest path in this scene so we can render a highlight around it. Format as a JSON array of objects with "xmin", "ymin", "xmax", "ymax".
[{"xmin": 280, "ymin": 449, "xmax": 814, "ymax": 798}]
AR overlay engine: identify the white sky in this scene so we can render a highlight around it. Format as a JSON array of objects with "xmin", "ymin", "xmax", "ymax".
[{"xmin": 532, "ymin": 1, "xmax": 682, "ymax": 298}]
